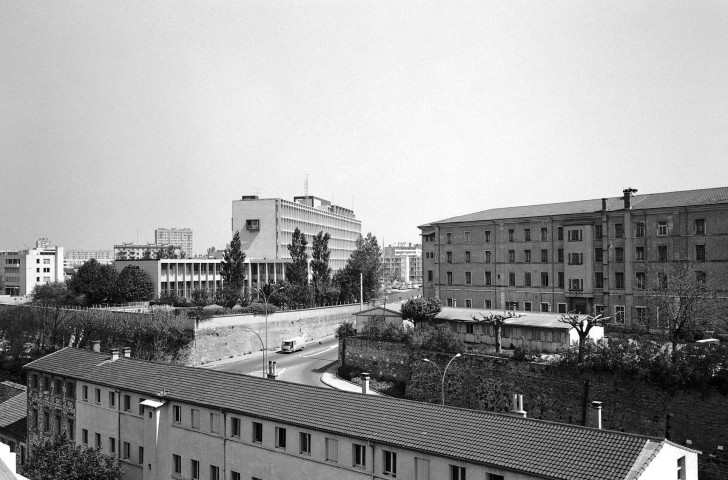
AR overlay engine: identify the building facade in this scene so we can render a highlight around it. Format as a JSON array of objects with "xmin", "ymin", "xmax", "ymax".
[
  {"xmin": 154, "ymin": 229, "xmax": 193, "ymax": 258},
  {"xmin": 382, "ymin": 243, "xmax": 422, "ymax": 284},
  {"xmin": 64, "ymin": 249, "xmax": 114, "ymax": 267},
  {"xmin": 420, "ymin": 187, "xmax": 728, "ymax": 327},
  {"xmin": 24, "ymin": 347, "xmax": 698, "ymax": 480},
  {"xmin": 231, "ymin": 195, "xmax": 361, "ymax": 272},
  {"xmin": 0, "ymin": 241, "xmax": 64, "ymax": 296},
  {"xmin": 114, "ymin": 244, "xmax": 182, "ymax": 261}
]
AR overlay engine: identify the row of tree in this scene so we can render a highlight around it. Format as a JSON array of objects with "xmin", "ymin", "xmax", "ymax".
[{"xmin": 60, "ymin": 259, "xmax": 154, "ymax": 306}]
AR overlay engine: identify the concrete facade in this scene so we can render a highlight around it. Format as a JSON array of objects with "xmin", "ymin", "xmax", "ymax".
[
  {"xmin": 0, "ymin": 242, "xmax": 64, "ymax": 296},
  {"xmin": 154, "ymin": 228, "xmax": 193, "ymax": 258},
  {"xmin": 420, "ymin": 187, "xmax": 728, "ymax": 327},
  {"xmin": 114, "ymin": 258, "xmax": 223, "ymax": 300},
  {"xmin": 382, "ymin": 243, "xmax": 422, "ymax": 284},
  {"xmin": 64, "ymin": 249, "xmax": 114, "ymax": 267},
  {"xmin": 231, "ymin": 195, "xmax": 361, "ymax": 272}
]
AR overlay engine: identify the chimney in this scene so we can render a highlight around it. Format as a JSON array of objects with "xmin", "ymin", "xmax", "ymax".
[
  {"xmin": 122, "ymin": 347, "xmax": 131, "ymax": 358},
  {"xmin": 601, "ymin": 198, "xmax": 607, "ymax": 212},
  {"xmin": 510, "ymin": 394, "xmax": 527, "ymax": 418},
  {"xmin": 110, "ymin": 348, "xmax": 119, "ymax": 361},
  {"xmin": 91, "ymin": 340, "xmax": 101, "ymax": 353},
  {"xmin": 361, "ymin": 372, "xmax": 370, "ymax": 395},
  {"xmin": 622, "ymin": 188, "xmax": 638, "ymax": 210},
  {"xmin": 592, "ymin": 401, "xmax": 602, "ymax": 429},
  {"xmin": 267, "ymin": 361, "xmax": 278, "ymax": 379}
]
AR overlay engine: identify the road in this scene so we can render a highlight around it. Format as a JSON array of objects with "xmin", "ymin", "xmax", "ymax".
[{"xmin": 206, "ymin": 336, "xmax": 340, "ymax": 388}]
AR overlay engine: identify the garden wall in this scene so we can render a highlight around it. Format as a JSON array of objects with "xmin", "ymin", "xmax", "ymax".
[{"xmin": 341, "ymin": 336, "xmax": 728, "ymax": 479}]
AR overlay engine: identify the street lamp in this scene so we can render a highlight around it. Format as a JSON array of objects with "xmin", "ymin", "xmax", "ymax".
[
  {"xmin": 254, "ymin": 283, "xmax": 285, "ymax": 376},
  {"xmin": 423, "ymin": 353, "xmax": 461, "ymax": 405},
  {"xmin": 243, "ymin": 328, "xmax": 265, "ymax": 378}
]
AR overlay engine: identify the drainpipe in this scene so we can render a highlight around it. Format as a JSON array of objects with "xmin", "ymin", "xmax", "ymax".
[
  {"xmin": 592, "ymin": 401, "xmax": 602, "ymax": 429},
  {"xmin": 550, "ymin": 216, "xmax": 555, "ymax": 312}
]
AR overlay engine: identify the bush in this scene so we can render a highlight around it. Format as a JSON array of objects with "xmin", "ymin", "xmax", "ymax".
[
  {"xmin": 335, "ymin": 321, "xmax": 356, "ymax": 339},
  {"xmin": 512, "ymin": 345, "xmax": 538, "ymax": 362},
  {"xmin": 411, "ymin": 323, "xmax": 464, "ymax": 353},
  {"xmin": 240, "ymin": 302, "xmax": 278, "ymax": 315},
  {"xmin": 360, "ymin": 316, "xmax": 413, "ymax": 343}
]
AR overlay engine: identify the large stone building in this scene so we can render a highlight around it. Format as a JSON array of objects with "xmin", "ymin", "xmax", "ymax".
[
  {"xmin": 25, "ymin": 346, "xmax": 697, "ymax": 480},
  {"xmin": 155, "ymin": 228, "xmax": 193, "ymax": 258},
  {"xmin": 382, "ymin": 243, "xmax": 422, "ymax": 284},
  {"xmin": 419, "ymin": 187, "xmax": 728, "ymax": 327},
  {"xmin": 0, "ymin": 240, "xmax": 64, "ymax": 296},
  {"xmin": 232, "ymin": 195, "xmax": 361, "ymax": 272}
]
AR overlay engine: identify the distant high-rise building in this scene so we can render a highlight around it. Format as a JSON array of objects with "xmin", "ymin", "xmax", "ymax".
[
  {"xmin": 114, "ymin": 243, "xmax": 182, "ymax": 261},
  {"xmin": 382, "ymin": 243, "xmax": 422, "ymax": 283},
  {"xmin": 0, "ymin": 240, "xmax": 64, "ymax": 296},
  {"xmin": 155, "ymin": 228, "xmax": 193, "ymax": 257},
  {"xmin": 231, "ymin": 195, "xmax": 361, "ymax": 272},
  {"xmin": 64, "ymin": 249, "xmax": 114, "ymax": 267}
]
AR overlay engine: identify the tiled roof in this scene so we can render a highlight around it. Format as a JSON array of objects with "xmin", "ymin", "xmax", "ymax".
[
  {"xmin": 25, "ymin": 348, "xmax": 668, "ymax": 480},
  {"xmin": 436, "ymin": 307, "xmax": 573, "ymax": 329},
  {"xmin": 425, "ymin": 186, "xmax": 728, "ymax": 225},
  {"xmin": 0, "ymin": 388, "xmax": 27, "ymax": 439}
]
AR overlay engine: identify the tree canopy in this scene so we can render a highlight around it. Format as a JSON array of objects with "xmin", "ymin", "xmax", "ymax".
[
  {"xmin": 115, "ymin": 265, "xmax": 154, "ymax": 302},
  {"xmin": 400, "ymin": 297, "xmax": 442, "ymax": 328},
  {"xmin": 311, "ymin": 231, "xmax": 332, "ymax": 306},
  {"xmin": 220, "ymin": 231, "xmax": 246, "ymax": 292},
  {"xmin": 558, "ymin": 312, "xmax": 608, "ymax": 362},
  {"xmin": 333, "ymin": 233, "xmax": 382, "ymax": 303},
  {"xmin": 23, "ymin": 435, "xmax": 123, "ymax": 480},
  {"xmin": 286, "ymin": 227, "xmax": 309, "ymax": 286},
  {"xmin": 67, "ymin": 258, "xmax": 118, "ymax": 305}
]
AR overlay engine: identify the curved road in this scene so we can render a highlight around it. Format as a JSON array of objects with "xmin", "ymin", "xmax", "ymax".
[{"xmin": 207, "ymin": 336, "xmax": 340, "ymax": 388}]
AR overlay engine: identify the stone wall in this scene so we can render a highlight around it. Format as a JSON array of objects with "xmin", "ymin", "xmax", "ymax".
[{"xmin": 341, "ymin": 336, "xmax": 728, "ymax": 479}]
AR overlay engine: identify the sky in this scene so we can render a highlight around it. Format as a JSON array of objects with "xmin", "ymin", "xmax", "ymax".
[{"xmin": 1, "ymin": 1, "xmax": 727, "ymax": 253}]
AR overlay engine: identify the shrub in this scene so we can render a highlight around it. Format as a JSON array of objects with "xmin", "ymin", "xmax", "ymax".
[
  {"xmin": 335, "ymin": 321, "xmax": 356, "ymax": 339},
  {"xmin": 240, "ymin": 302, "xmax": 278, "ymax": 315},
  {"xmin": 512, "ymin": 345, "xmax": 538, "ymax": 362},
  {"xmin": 411, "ymin": 323, "xmax": 464, "ymax": 353},
  {"xmin": 360, "ymin": 316, "xmax": 413, "ymax": 343}
]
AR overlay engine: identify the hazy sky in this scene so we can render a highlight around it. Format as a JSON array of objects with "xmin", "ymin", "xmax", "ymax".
[{"xmin": 1, "ymin": 1, "xmax": 727, "ymax": 253}]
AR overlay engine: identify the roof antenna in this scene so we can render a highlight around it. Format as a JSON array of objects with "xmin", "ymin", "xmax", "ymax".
[{"xmin": 304, "ymin": 173, "xmax": 309, "ymax": 197}]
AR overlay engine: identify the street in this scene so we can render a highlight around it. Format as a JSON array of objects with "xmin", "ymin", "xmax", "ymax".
[{"xmin": 205, "ymin": 336, "xmax": 340, "ymax": 388}]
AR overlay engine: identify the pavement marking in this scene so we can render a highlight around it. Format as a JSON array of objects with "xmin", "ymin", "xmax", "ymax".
[{"xmin": 301, "ymin": 344, "xmax": 338, "ymax": 358}]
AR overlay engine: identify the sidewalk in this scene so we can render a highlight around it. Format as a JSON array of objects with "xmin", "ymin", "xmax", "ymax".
[{"xmin": 320, "ymin": 373, "xmax": 381, "ymax": 395}]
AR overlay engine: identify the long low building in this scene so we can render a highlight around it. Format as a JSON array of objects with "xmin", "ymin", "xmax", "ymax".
[{"xmin": 24, "ymin": 347, "xmax": 698, "ymax": 480}]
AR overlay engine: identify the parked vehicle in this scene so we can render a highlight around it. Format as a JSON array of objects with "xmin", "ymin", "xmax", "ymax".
[{"xmin": 281, "ymin": 336, "xmax": 305, "ymax": 353}]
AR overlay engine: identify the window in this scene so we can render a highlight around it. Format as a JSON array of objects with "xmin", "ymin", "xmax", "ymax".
[
  {"xmin": 139, "ymin": 398, "xmax": 146, "ymax": 415},
  {"xmin": 95, "ymin": 388, "xmax": 101, "ymax": 404},
  {"xmin": 275, "ymin": 427, "xmax": 287, "ymax": 449},
  {"xmin": 659, "ymin": 273, "xmax": 668, "ymax": 289},
  {"xmin": 568, "ymin": 253, "xmax": 583, "ymax": 265},
  {"xmin": 541, "ymin": 272, "xmax": 549, "ymax": 287},
  {"xmin": 636, "ymin": 272, "xmax": 645, "ymax": 289},
  {"xmin": 524, "ymin": 229, "xmax": 531, "ymax": 241},
  {"xmin": 450, "ymin": 465, "xmax": 466, "ymax": 480},
  {"xmin": 173, "ymin": 455, "xmax": 181, "ymax": 474},
  {"xmin": 446, "ymin": 232, "xmax": 452, "ymax": 244},
  {"xmin": 696, "ymin": 271, "xmax": 706, "ymax": 283},
  {"xmin": 32, "ymin": 374, "xmax": 39, "ymax": 390},
  {"xmin": 190, "ymin": 459, "xmax": 200, "ymax": 479},
  {"xmin": 210, "ymin": 465, "xmax": 220, "ymax": 480},
  {"xmin": 43, "ymin": 377, "xmax": 50, "ymax": 392},
  {"xmin": 173, "ymin": 405, "xmax": 181, "ymax": 424},
  {"xmin": 595, "ymin": 224, "xmax": 603, "ymax": 238},
  {"xmin": 636, "ymin": 247, "xmax": 645, "ymax": 261},
  {"xmin": 524, "ymin": 250, "xmax": 531, "ymax": 262},
  {"xmin": 615, "ymin": 272, "xmax": 625, "ymax": 289},
  {"xmin": 353, "ymin": 443, "xmax": 366, "ymax": 468},
  {"xmin": 123, "ymin": 395, "xmax": 131, "ymax": 412},
  {"xmin": 82, "ymin": 429, "xmax": 88, "ymax": 445},
  {"xmin": 658, "ymin": 221, "xmax": 668, "ymax": 236},
  {"xmin": 615, "ymin": 247, "xmax": 624, "ymax": 263},
  {"xmin": 595, "ymin": 272, "xmax": 604, "ymax": 289},
  {"xmin": 465, "ymin": 251, "xmax": 471, "ymax": 263},
  {"xmin": 415, "ymin": 458, "xmax": 430, "ymax": 480},
  {"xmin": 524, "ymin": 272, "xmax": 531, "ymax": 287},
  {"xmin": 484, "ymin": 230, "xmax": 491, "ymax": 243},
  {"xmin": 210, "ymin": 413, "xmax": 220, "ymax": 434},
  {"xmin": 505, "ymin": 301, "xmax": 518, "ymax": 311},
  {"xmin": 569, "ymin": 279, "xmax": 583, "ymax": 291},
  {"xmin": 123, "ymin": 441, "xmax": 130, "ymax": 460},
  {"xmin": 568, "ymin": 229, "xmax": 583, "ymax": 242},
  {"xmin": 677, "ymin": 456, "xmax": 686, "ymax": 480},
  {"xmin": 109, "ymin": 437, "xmax": 116, "ymax": 455},
  {"xmin": 524, "ymin": 302, "xmax": 532, "ymax": 312},
  {"xmin": 231, "ymin": 472, "xmax": 241, "ymax": 480},
  {"xmin": 446, "ymin": 252, "xmax": 452, "ymax": 264},
  {"xmin": 484, "ymin": 299, "xmax": 492, "ymax": 309},
  {"xmin": 558, "ymin": 249, "xmax": 564, "ymax": 263},
  {"xmin": 465, "ymin": 299, "xmax": 472, "ymax": 309},
  {"xmin": 54, "ymin": 378, "xmax": 62, "ymax": 396},
  {"xmin": 43, "ymin": 411, "xmax": 49, "ymax": 431},
  {"xmin": 557, "ymin": 226, "xmax": 563, "ymax": 240},
  {"xmin": 658, "ymin": 245, "xmax": 668, "ymax": 262},
  {"xmin": 595, "ymin": 248, "xmax": 603, "ymax": 262},
  {"xmin": 488, "ymin": 474, "xmax": 505, "ymax": 480},
  {"xmin": 427, "ymin": 270, "xmax": 433, "ymax": 282},
  {"xmin": 67, "ymin": 419, "xmax": 74, "ymax": 439},
  {"xmin": 325, "ymin": 438, "xmax": 338, "ymax": 462},
  {"xmin": 615, "ymin": 223, "xmax": 624, "ymax": 238},
  {"xmin": 484, "ymin": 251, "xmax": 491, "ymax": 263},
  {"xmin": 558, "ymin": 303, "xmax": 567, "ymax": 313},
  {"xmin": 383, "ymin": 450, "xmax": 397, "ymax": 477},
  {"xmin": 465, "ymin": 272, "xmax": 471, "ymax": 285},
  {"xmin": 695, "ymin": 219, "xmax": 705, "ymax": 235},
  {"xmin": 109, "ymin": 391, "xmax": 116, "ymax": 408},
  {"xmin": 540, "ymin": 302, "xmax": 549, "ymax": 312},
  {"xmin": 464, "ymin": 231, "xmax": 471, "ymax": 243},
  {"xmin": 508, "ymin": 250, "xmax": 515, "ymax": 263},
  {"xmin": 508, "ymin": 229, "xmax": 514, "ymax": 242},
  {"xmin": 635, "ymin": 307, "xmax": 647, "ymax": 325},
  {"xmin": 696, "ymin": 244, "xmax": 706, "ymax": 261},
  {"xmin": 484, "ymin": 271, "xmax": 492, "ymax": 286},
  {"xmin": 66, "ymin": 381, "xmax": 75, "ymax": 397},
  {"xmin": 635, "ymin": 222, "xmax": 645, "ymax": 238},
  {"xmin": 508, "ymin": 272, "xmax": 515, "ymax": 286},
  {"xmin": 245, "ymin": 219, "xmax": 259, "ymax": 231},
  {"xmin": 558, "ymin": 272, "xmax": 564, "ymax": 288},
  {"xmin": 447, "ymin": 272, "xmax": 452, "ymax": 285},
  {"xmin": 139, "ymin": 446, "xmax": 144, "ymax": 465},
  {"xmin": 252, "ymin": 422, "xmax": 262, "ymax": 442},
  {"xmin": 191, "ymin": 409, "xmax": 200, "ymax": 429},
  {"xmin": 541, "ymin": 227, "xmax": 548, "ymax": 241},
  {"xmin": 465, "ymin": 323, "xmax": 474, "ymax": 334},
  {"xmin": 55, "ymin": 414, "xmax": 61, "ymax": 433},
  {"xmin": 299, "ymin": 432, "xmax": 311, "ymax": 455},
  {"xmin": 595, "ymin": 305, "xmax": 606, "ymax": 316},
  {"xmin": 95, "ymin": 433, "xmax": 102, "ymax": 449},
  {"xmin": 615, "ymin": 306, "xmax": 625, "ymax": 324}
]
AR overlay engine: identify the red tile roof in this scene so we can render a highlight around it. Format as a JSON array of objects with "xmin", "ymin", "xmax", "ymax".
[
  {"xmin": 423, "ymin": 186, "xmax": 728, "ymax": 225},
  {"xmin": 26, "ymin": 348, "xmax": 671, "ymax": 480}
]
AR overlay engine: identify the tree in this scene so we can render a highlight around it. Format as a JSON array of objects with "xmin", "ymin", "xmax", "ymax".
[
  {"xmin": 286, "ymin": 227, "xmax": 309, "ymax": 287},
  {"xmin": 30, "ymin": 282, "xmax": 80, "ymax": 353},
  {"xmin": 400, "ymin": 297, "xmax": 442, "ymax": 328},
  {"xmin": 115, "ymin": 265, "xmax": 154, "ymax": 302},
  {"xmin": 67, "ymin": 259, "xmax": 118, "ymax": 306},
  {"xmin": 333, "ymin": 233, "xmax": 383, "ymax": 303},
  {"xmin": 141, "ymin": 249, "xmax": 153, "ymax": 260},
  {"xmin": 473, "ymin": 311, "xmax": 522, "ymax": 354},
  {"xmin": 154, "ymin": 245, "xmax": 184, "ymax": 260},
  {"xmin": 220, "ymin": 231, "xmax": 246, "ymax": 292},
  {"xmin": 23, "ymin": 435, "xmax": 123, "ymax": 480},
  {"xmin": 311, "ymin": 231, "xmax": 332, "ymax": 306},
  {"xmin": 191, "ymin": 288, "xmax": 211, "ymax": 308},
  {"xmin": 643, "ymin": 261, "xmax": 726, "ymax": 350},
  {"xmin": 558, "ymin": 312, "xmax": 608, "ymax": 363}
]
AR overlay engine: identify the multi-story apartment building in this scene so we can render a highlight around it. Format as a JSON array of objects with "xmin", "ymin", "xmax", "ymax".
[
  {"xmin": 0, "ymin": 240, "xmax": 64, "ymax": 296},
  {"xmin": 64, "ymin": 249, "xmax": 114, "ymax": 267},
  {"xmin": 232, "ymin": 195, "xmax": 361, "ymax": 272},
  {"xmin": 420, "ymin": 187, "xmax": 728, "ymax": 327},
  {"xmin": 114, "ymin": 244, "xmax": 182, "ymax": 261},
  {"xmin": 154, "ymin": 229, "xmax": 193, "ymax": 258},
  {"xmin": 25, "ymin": 346, "xmax": 698, "ymax": 480},
  {"xmin": 382, "ymin": 243, "xmax": 422, "ymax": 284}
]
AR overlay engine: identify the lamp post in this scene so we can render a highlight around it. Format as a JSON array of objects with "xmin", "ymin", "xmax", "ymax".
[
  {"xmin": 243, "ymin": 328, "xmax": 265, "ymax": 378},
  {"xmin": 423, "ymin": 353, "xmax": 461, "ymax": 405},
  {"xmin": 254, "ymin": 283, "xmax": 284, "ymax": 376}
]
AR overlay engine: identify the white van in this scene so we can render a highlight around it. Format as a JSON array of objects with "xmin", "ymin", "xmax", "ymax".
[{"xmin": 281, "ymin": 336, "xmax": 305, "ymax": 353}]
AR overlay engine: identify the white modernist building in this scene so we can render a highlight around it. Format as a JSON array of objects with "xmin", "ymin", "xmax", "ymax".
[
  {"xmin": 232, "ymin": 195, "xmax": 362, "ymax": 272},
  {"xmin": 0, "ymin": 241, "xmax": 64, "ymax": 296}
]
